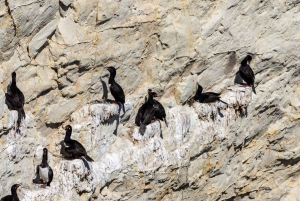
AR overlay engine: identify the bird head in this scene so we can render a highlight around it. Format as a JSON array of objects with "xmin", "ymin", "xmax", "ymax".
[
  {"xmin": 43, "ymin": 148, "xmax": 48, "ymax": 155},
  {"xmin": 64, "ymin": 125, "xmax": 72, "ymax": 132}
]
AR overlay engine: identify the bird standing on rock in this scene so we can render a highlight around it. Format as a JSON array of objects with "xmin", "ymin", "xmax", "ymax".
[
  {"xmin": 62, "ymin": 125, "xmax": 94, "ymax": 162},
  {"xmin": 194, "ymin": 84, "xmax": 228, "ymax": 105},
  {"xmin": 36, "ymin": 148, "xmax": 53, "ymax": 188},
  {"xmin": 1, "ymin": 184, "xmax": 20, "ymax": 201},
  {"xmin": 5, "ymin": 72, "xmax": 25, "ymax": 130},
  {"xmin": 135, "ymin": 91, "xmax": 157, "ymax": 135},
  {"xmin": 107, "ymin": 67, "xmax": 125, "ymax": 113},
  {"xmin": 239, "ymin": 55, "xmax": 256, "ymax": 94},
  {"xmin": 148, "ymin": 89, "xmax": 167, "ymax": 126}
]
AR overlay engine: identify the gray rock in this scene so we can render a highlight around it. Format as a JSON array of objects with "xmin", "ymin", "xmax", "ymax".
[{"xmin": 0, "ymin": 0, "xmax": 300, "ymax": 200}]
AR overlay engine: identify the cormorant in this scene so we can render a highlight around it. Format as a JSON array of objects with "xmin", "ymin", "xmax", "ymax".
[
  {"xmin": 107, "ymin": 67, "xmax": 125, "ymax": 113},
  {"xmin": 1, "ymin": 184, "xmax": 20, "ymax": 201},
  {"xmin": 148, "ymin": 89, "xmax": 167, "ymax": 126},
  {"xmin": 5, "ymin": 72, "xmax": 25, "ymax": 130},
  {"xmin": 194, "ymin": 84, "xmax": 228, "ymax": 105},
  {"xmin": 239, "ymin": 55, "xmax": 256, "ymax": 94},
  {"xmin": 37, "ymin": 148, "xmax": 53, "ymax": 188},
  {"xmin": 62, "ymin": 125, "xmax": 94, "ymax": 162},
  {"xmin": 135, "ymin": 91, "xmax": 157, "ymax": 135}
]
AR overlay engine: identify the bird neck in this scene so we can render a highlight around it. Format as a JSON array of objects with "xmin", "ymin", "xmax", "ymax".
[
  {"xmin": 64, "ymin": 131, "xmax": 72, "ymax": 141},
  {"xmin": 196, "ymin": 86, "xmax": 203, "ymax": 95},
  {"xmin": 11, "ymin": 187, "xmax": 18, "ymax": 196},
  {"xmin": 148, "ymin": 94, "xmax": 154, "ymax": 104},
  {"xmin": 42, "ymin": 153, "xmax": 48, "ymax": 166},
  {"xmin": 11, "ymin": 75, "xmax": 17, "ymax": 87},
  {"xmin": 108, "ymin": 72, "xmax": 116, "ymax": 84},
  {"xmin": 241, "ymin": 57, "xmax": 248, "ymax": 66}
]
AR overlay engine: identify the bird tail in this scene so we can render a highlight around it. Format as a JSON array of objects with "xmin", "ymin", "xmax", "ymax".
[
  {"xmin": 122, "ymin": 103, "xmax": 125, "ymax": 114},
  {"xmin": 21, "ymin": 108, "xmax": 25, "ymax": 119},
  {"xmin": 85, "ymin": 155, "xmax": 94, "ymax": 162},
  {"xmin": 139, "ymin": 124, "xmax": 146, "ymax": 135},
  {"xmin": 219, "ymin": 99, "xmax": 228, "ymax": 105},
  {"xmin": 251, "ymin": 85, "xmax": 257, "ymax": 94},
  {"xmin": 164, "ymin": 118, "xmax": 168, "ymax": 127},
  {"xmin": 17, "ymin": 108, "xmax": 25, "ymax": 130}
]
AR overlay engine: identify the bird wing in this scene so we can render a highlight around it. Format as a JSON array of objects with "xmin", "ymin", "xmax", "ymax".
[
  {"xmin": 205, "ymin": 92, "xmax": 220, "ymax": 96},
  {"xmin": 249, "ymin": 65, "xmax": 255, "ymax": 79},
  {"xmin": 141, "ymin": 107, "xmax": 155, "ymax": 125},
  {"xmin": 48, "ymin": 166, "xmax": 53, "ymax": 185},
  {"xmin": 110, "ymin": 82, "xmax": 125, "ymax": 104},
  {"xmin": 135, "ymin": 104, "xmax": 146, "ymax": 126},
  {"xmin": 5, "ymin": 93, "xmax": 23, "ymax": 109},
  {"xmin": 198, "ymin": 93, "xmax": 219, "ymax": 103},
  {"xmin": 1, "ymin": 195, "xmax": 12, "ymax": 201},
  {"xmin": 65, "ymin": 140, "xmax": 87, "ymax": 156},
  {"xmin": 239, "ymin": 65, "xmax": 255, "ymax": 85},
  {"xmin": 153, "ymin": 100, "xmax": 166, "ymax": 120}
]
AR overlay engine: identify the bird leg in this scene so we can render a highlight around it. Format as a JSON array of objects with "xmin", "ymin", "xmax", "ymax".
[
  {"xmin": 41, "ymin": 183, "xmax": 47, "ymax": 188},
  {"xmin": 105, "ymin": 99, "xmax": 118, "ymax": 104},
  {"xmin": 240, "ymin": 83, "xmax": 249, "ymax": 87},
  {"xmin": 151, "ymin": 116, "xmax": 157, "ymax": 123}
]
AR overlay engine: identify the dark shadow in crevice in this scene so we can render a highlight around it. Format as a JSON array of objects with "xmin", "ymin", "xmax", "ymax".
[{"xmin": 45, "ymin": 122, "xmax": 63, "ymax": 130}]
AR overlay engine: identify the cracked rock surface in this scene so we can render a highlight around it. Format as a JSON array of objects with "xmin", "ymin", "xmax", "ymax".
[{"xmin": 0, "ymin": 0, "xmax": 300, "ymax": 200}]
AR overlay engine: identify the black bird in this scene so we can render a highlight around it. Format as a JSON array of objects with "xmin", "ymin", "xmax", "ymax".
[
  {"xmin": 5, "ymin": 72, "xmax": 25, "ymax": 130},
  {"xmin": 1, "ymin": 184, "xmax": 20, "ymax": 201},
  {"xmin": 194, "ymin": 84, "xmax": 228, "ymax": 105},
  {"xmin": 37, "ymin": 148, "xmax": 53, "ymax": 188},
  {"xmin": 148, "ymin": 89, "xmax": 167, "ymax": 126},
  {"xmin": 239, "ymin": 55, "xmax": 256, "ymax": 94},
  {"xmin": 107, "ymin": 67, "xmax": 125, "ymax": 113},
  {"xmin": 63, "ymin": 125, "xmax": 94, "ymax": 162},
  {"xmin": 135, "ymin": 91, "xmax": 157, "ymax": 135}
]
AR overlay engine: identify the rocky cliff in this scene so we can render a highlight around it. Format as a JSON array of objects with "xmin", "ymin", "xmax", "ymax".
[{"xmin": 0, "ymin": 0, "xmax": 300, "ymax": 200}]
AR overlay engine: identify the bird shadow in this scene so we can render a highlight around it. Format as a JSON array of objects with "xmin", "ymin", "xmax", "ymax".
[
  {"xmin": 158, "ymin": 121, "xmax": 163, "ymax": 139},
  {"xmin": 234, "ymin": 71, "xmax": 244, "ymax": 84},
  {"xmin": 217, "ymin": 108, "xmax": 224, "ymax": 118},
  {"xmin": 100, "ymin": 78, "xmax": 108, "ymax": 100},
  {"xmin": 5, "ymin": 83, "xmax": 12, "ymax": 109},
  {"xmin": 81, "ymin": 158, "xmax": 91, "ymax": 170},
  {"xmin": 103, "ymin": 114, "xmax": 119, "ymax": 136}
]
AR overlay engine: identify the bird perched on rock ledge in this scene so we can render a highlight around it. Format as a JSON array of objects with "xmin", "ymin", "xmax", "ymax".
[
  {"xmin": 136, "ymin": 90, "xmax": 157, "ymax": 135},
  {"xmin": 194, "ymin": 84, "xmax": 228, "ymax": 105},
  {"xmin": 107, "ymin": 67, "xmax": 125, "ymax": 113},
  {"xmin": 239, "ymin": 55, "xmax": 256, "ymax": 94},
  {"xmin": 37, "ymin": 148, "xmax": 53, "ymax": 188},
  {"xmin": 5, "ymin": 72, "xmax": 26, "ymax": 130},
  {"xmin": 62, "ymin": 125, "xmax": 94, "ymax": 162}
]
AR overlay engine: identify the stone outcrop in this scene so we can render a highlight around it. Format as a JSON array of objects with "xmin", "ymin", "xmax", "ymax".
[{"xmin": 0, "ymin": 0, "xmax": 300, "ymax": 200}]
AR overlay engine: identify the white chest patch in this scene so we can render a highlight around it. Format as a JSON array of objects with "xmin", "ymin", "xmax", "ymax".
[
  {"xmin": 64, "ymin": 142, "xmax": 70, "ymax": 148},
  {"xmin": 39, "ymin": 166, "xmax": 49, "ymax": 182}
]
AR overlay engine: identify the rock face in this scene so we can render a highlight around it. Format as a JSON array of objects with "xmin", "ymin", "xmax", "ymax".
[{"xmin": 0, "ymin": 0, "xmax": 300, "ymax": 200}]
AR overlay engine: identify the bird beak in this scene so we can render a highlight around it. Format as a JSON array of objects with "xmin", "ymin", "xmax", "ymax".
[
  {"xmin": 107, "ymin": 67, "xmax": 111, "ymax": 71},
  {"xmin": 17, "ymin": 184, "xmax": 21, "ymax": 188}
]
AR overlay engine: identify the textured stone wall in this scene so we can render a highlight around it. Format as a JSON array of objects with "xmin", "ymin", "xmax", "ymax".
[{"xmin": 0, "ymin": 0, "xmax": 300, "ymax": 200}]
